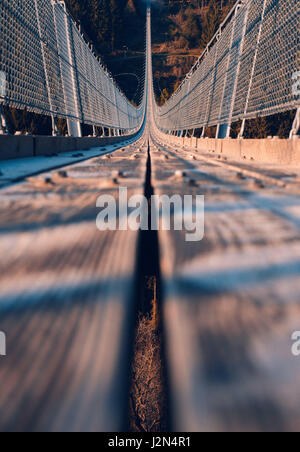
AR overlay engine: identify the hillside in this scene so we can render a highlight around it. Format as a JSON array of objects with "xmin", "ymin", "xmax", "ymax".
[{"xmin": 65, "ymin": 0, "xmax": 236, "ymax": 103}]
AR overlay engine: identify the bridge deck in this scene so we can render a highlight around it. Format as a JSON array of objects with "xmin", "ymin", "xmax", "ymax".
[
  {"xmin": 0, "ymin": 140, "xmax": 147, "ymax": 432},
  {"xmin": 1, "ymin": 135, "xmax": 300, "ymax": 431},
  {"xmin": 151, "ymin": 137, "xmax": 300, "ymax": 432},
  {"xmin": 0, "ymin": 138, "xmax": 137, "ymax": 188}
]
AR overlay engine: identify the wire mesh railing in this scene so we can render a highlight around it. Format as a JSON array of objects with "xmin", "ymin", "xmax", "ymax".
[
  {"xmin": 153, "ymin": 0, "xmax": 299, "ymax": 138},
  {"xmin": 0, "ymin": 0, "xmax": 145, "ymax": 135}
]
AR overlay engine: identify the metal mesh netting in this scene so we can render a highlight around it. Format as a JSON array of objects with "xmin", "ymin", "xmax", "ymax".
[
  {"xmin": 154, "ymin": 0, "xmax": 299, "ymax": 132},
  {"xmin": 0, "ymin": 0, "xmax": 144, "ymax": 130}
]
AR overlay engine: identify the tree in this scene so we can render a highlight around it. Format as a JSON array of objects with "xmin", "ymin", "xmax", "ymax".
[
  {"xmin": 160, "ymin": 88, "xmax": 169, "ymax": 105},
  {"xmin": 201, "ymin": 0, "xmax": 221, "ymax": 47},
  {"xmin": 182, "ymin": 9, "xmax": 202, "ymax": 48}
]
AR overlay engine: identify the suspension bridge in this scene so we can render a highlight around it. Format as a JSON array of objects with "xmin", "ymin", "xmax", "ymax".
[{"xmin": 0, "ymin": 0, "xmax": 300, "ymax": 432}]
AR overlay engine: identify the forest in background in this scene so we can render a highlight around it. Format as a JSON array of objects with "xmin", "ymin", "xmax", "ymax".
[
  {"xmin": 4, "ymin": 0, "xmax": 295, "ymax": 137},
  {"xmin": 65, "ymin": 0, "xmax": 236, "ymax": 103}
]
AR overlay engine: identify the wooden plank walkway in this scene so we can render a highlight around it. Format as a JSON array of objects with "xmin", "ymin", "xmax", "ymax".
[
  {"xmin": 2, "ymin": 132, "xmax": 300, "ymax": 432},
  {"xmin": 0, "ymin": 140, "xmax": 147, "ymax": 432},
  {"xmin": 150, "ymin": 137, "xmax": 300, "ymax": 432}
]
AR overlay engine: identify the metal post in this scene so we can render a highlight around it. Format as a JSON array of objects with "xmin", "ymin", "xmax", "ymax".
[
  {"xmin": 226, "ymin": 2, "xmax": 250, "ymax": 138},
  {"xmin": 113, "ymin": 84, "xmax": 121, "ymax": 132},
  {"xmin": 35, "ymin": 0, "xmax": 59, "ymax": 136},
  {"xmin": 125, "ymin": 101, "xmax": 130, "ymax": 132},
  {"xmin": 0, "ymin": 104, "xmax": 9, "ymax": 135},
  {"xmin": 51, "ymin": 116, "xmax": 59, "ymax": 137},
  {"xmin": 290, "ymin": 108, "xmax": 300, "ymax": 138},
  {"xmin": 205, "ymin": 31, "xmax": 221, "ymax": 129},
  {"xmin": 0, "ymin": 72, "xmax": 9, "ymax": 135},
  {"xmin": 57, "ymin": 1, "xmax": 82, "ymax": 137},
  {"xmin": 227, "ymin": 2, "xmax": 250, "ymax": 139},
  {"xmin": 239, "ymin": 0, "xmax": 267, "ymax": 138},
  {"xmin": 52, "ymin": 1, "xmax": 69, "ymax": 136},
  {"xmin": 217, "ymin": 4, "xmax": 239, "ymax": 139}
]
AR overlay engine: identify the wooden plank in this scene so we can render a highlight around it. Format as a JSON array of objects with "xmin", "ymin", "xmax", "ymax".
[
  {"xmin": 151, "ymin": 138, "xmax": 300, "ymax": 432},
  {"xmin": 0, "ymin": 139, "xmax": 148, "ymax": 432}
]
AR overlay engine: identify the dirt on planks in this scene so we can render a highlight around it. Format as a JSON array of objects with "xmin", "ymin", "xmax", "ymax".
[{"xmin": 129, "ymin": 311, "xmax": 167, "ymax": 433}]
